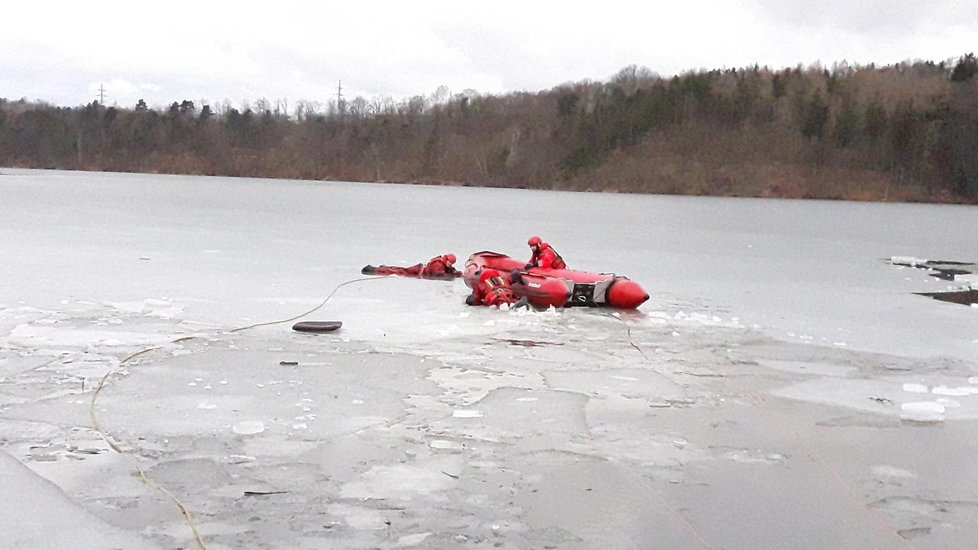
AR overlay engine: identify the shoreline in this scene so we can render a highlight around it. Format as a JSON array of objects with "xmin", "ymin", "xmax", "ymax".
[{"xmin": 4, "ymin": 164, "xmax": 975, "ymax": 205}]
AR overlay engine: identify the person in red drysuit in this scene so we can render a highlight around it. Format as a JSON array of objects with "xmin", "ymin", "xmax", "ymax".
[
  {"xmin": 420, "ymin": 253, "xmax": 458, "ymax": 278},
  {"xmin": 466, "ymin": 269, "xmax": 520, "ymax": 307},
  {"xmin": 372, "ymin": 253, "xmax": 458, "ymax": 278},
  {"xmin": 525, "ymin": 236, "xmax": 566, "ymax": 270}
]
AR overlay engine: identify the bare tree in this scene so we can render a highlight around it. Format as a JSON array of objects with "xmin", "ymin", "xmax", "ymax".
[
  {"xmin": 371, "ymin": 95, "xmax": 396, "ymax": 116},
  {"xmin": 349, "ymin": 96, "xmax": 369, "ymax": 118},
  {"xmin": 212, "ymin": 99, "xmax": 230, "ymax": 116},
  {"xmin": 430, "ymin": 85, "xmax": 450, "ymax": 105},
  {"xmin": 401, "ymin": 95, "xmax": 428, "ymax": 117}
]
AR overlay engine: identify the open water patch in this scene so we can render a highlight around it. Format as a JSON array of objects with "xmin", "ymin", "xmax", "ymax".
[
  {"xmin": 889, "ymin": 257, "xmax": 976, "ymax": 281},
  {"xmin": 889, "ymin": 256, "xmax": 978, "ymax": 306},
  {"xmin": 915, "ymin": 289, "xmax": 978, "ymax": 306}
]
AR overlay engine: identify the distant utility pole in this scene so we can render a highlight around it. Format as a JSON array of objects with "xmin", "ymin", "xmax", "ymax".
[
  {"xmin": 97, "ymin": 84, "xmax": 106, "ymax": 104},
  {"xmin": 336, "ymin": 80, "xmax": 345, "ymax": 115}
]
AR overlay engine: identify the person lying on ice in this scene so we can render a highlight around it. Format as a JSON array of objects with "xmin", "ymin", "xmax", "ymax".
[
  {"xmin": 420, "ymin": 253, "xmax": 458, "ymax": 277},
  {"xmin": 368, "ymin": 253, "xmax": 459, "ymax": 278},
  {"xmin": 525, "ymin": 236, "xmax": 566, "ymax": 270},
  {"xmin": 466, "ymin": 269, "xmax": 528, "ymax": 308}
]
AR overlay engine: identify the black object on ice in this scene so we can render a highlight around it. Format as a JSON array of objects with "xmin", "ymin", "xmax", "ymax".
[{"xmin": 292, "ymin": 321, "xmax": 343, "ymax": 333}]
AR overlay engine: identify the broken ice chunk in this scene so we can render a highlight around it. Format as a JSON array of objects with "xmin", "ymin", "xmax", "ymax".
[
  {"xmin": 232, "ymin": 421, "xmax": 266, "ymax": 435},
  {"xmin": 900, "ymin": 402, "xmax": 945, "ymax": 422},
  {"xmin": 954, "ymin": 274, "xmax": 978, "ymax": 288}
]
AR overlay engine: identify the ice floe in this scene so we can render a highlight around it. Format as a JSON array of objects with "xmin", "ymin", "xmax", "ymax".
[{"xmin": 900, "ymin": 401, "xmax": 945, "ymax": 422}]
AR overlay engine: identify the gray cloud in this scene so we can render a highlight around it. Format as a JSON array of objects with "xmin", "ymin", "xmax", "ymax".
[
  {"xmin": 752, "ymin": 0, "xmax": 978, "ymax": 37},
  {"xmin": 2, "ymin": 0, "xmax": 975, "ymax": 109}
]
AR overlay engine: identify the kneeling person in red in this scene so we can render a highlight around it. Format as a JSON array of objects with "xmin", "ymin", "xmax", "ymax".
[{"xmin": 526, "ymin": 236, "xmax": 566, "ymax": 270}]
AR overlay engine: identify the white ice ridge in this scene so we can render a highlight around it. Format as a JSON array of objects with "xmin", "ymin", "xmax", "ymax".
[
  {"xmin": 7, "ymin": 323, "xmax": 173, "ymax": 348},
  {"xmin": 108, "ymin": 298, "xmax": 185, "ymax": 318},
  {"xmin": 890, "ymin": 256, "xmax": 927, "ymax": 266}
]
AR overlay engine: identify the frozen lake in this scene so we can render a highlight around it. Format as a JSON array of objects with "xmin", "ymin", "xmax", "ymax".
[{"xmin": 1, "ymin": 168, "xmax": 977, "ymax": 549}]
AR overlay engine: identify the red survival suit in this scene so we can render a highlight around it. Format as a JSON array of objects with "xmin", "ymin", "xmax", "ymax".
[
  {"xmin": 374, "ymin": 254, "xmax": 458, "ymax": 278},
  {"xmin": 526, "ymin": 236, "xmax": 566, "ymax": 270},
  {"xmin": 420, "ymin": 254, "xmax": 458, "ymax": 277},
  {"xmin": 466, "ymin": 269, "xmax": 517, "ymax": 307}
]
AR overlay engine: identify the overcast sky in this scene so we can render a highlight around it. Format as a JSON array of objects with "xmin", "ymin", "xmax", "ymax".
[{"xmin": 3, "ymin": 0, "xmax": 975, "ymax": 111}]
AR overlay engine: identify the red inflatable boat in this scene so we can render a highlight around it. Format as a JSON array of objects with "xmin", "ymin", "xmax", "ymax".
[{"xmin": 463, "ymin": 251, "xmax": 650, "ymax": 309}]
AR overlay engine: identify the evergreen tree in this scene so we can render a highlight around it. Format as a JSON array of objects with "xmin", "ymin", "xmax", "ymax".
[{"xmin": 950, "ymin": 53, "xmax": 977, "ymax": 83}]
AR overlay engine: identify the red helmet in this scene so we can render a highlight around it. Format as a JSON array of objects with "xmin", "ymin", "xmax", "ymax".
[
  {"xmin": 528, "ymin": 236, "xmax": 542, "ymax": 247},
  {"xmin": 445, "ymin": 253, "xmax": 456, "ymax": 264}
]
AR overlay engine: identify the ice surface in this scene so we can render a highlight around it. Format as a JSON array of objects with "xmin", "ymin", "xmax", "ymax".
[
  {"xmin": 871, "ymin": 465, "xmax": 917, "ymax": 479},
  {"xmin": 0, "ymin": 450, "xmax": 154, "ymax": 549},
  {"xmin": 3, "ymin": 169, "xmax": 978, "ymax": 549}
]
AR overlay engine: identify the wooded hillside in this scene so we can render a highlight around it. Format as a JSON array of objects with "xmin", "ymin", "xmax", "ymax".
[{"xmin": 2, "ymin": 55, "xmax": 976, "ymax": 202}]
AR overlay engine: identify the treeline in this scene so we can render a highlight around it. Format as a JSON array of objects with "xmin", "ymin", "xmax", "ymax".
[{"xmin": 2, "ymin": 54, "xmax": 977, "ymax": 202}]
